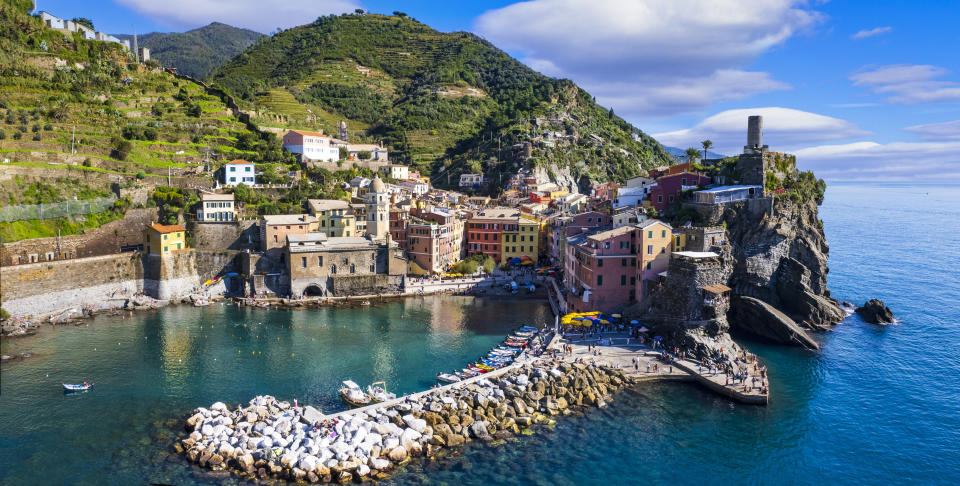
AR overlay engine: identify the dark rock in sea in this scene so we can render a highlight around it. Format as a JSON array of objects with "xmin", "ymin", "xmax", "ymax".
[
  {"xmin": 856, "ymin": 299, "xmax": 895, "ymax": 324},
  {"xmin": 732, "ymin": 296, "xmax": 820, "ymax": 350},
  {"xmin": 842, "ymin": 301, "xmax": 854, "ymax": 308}
]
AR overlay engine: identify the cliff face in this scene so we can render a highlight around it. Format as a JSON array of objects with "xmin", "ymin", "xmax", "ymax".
[{"xmin": 723, "ymin": 197, "xmax": 846, "ymax": 343}]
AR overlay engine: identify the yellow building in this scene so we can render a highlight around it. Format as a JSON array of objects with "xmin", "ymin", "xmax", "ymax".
[
  {"xmin": 144, "ymin": 223, "xmax": 187, "ymax": 256},
  {"xmin": 672, "ymin": 229, "xmax": 688, "ymax": 252},
  {"xmin": 308, "ymin": 199, "xmax": 357, "ymax": 237},
  {"xmin": 501, "ymin": 216, "xmax": 540, "ymax": 265}
]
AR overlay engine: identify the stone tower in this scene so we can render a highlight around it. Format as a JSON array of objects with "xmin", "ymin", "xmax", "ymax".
[
  {"xmin": 744, "ymin": 115, "xmax": 766, "ymax": 154},
  {"xmin": 367, "ymin": 176, "xmax": 388, "ymax": 240},
  {"xmin": 338, "ymin": 120, "xmax": 348, "ymax": 142}
]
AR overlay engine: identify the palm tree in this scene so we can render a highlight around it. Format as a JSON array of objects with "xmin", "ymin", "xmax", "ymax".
[
  {"xmin": 701, "ymin": 140, "xmax": 713, "ymax": 161},
  {"xmin": 685, "ymin": 147, "xmax": 700, "ymax": 164}
]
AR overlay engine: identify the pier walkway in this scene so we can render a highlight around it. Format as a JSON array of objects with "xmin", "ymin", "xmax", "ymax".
[{"xmin": 555, "ymin": 334, "xmax": 768, "ymax": 405}]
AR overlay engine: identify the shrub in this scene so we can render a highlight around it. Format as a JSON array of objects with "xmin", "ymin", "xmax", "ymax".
[
  {"xmin": 31, "ymin": 132, "xmax": 41, "ymax": 141},
  {"xmin": 111, "ymin": 137, "xmax": 133, "ymax": 160},
  {"xmin": 0, "ymin": 307, "xmax": 9, "ymax": 321},
  {"xmin": 12, "ymin": 131, "xmax": 22, "ymax": 140},
  {"xmin": 82, "ymin": 158, "xmax": 92, "ymax": 167},
  {"xmin": 0, "ymin": 130, "xmax": 5, "ymax": 140},
  {"xmin": 44, "ymin": 123, "xmax": 53, "ymax": 131},
  {"xmin": 135, "ymin": 170, "xmax": 147, "ymax": 180}
]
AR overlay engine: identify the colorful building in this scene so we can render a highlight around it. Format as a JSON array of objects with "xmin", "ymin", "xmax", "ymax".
[
  {"xmin": 308, "ymin": 199, "xmax": 357, "ymax": 237},
  {"xmin": 143, "ymin": 223, "xmax": 187, "ymax": 256},
  {"xmin": 635, "ymin": 220, "xmax": 673, "ymax": 302},
  {"xmin": 501, "ymin": 216, "xmax": 540, "ymax": 266},
  {"xmin": 196, "ymin": 193, "xmax": 235, "ymax": 222},
  {"xmin": 260, "ymin": 214, "xmax": 318, "ymax": 259},
  {"xmin": 565, "ymin": 226, "xmax": 638, "ymax": 313},
  {"xmin": 466, "ymin": 207, "xmax": 519, "ymax": 263},
  {"xmin": 648, "ymin": 171, "xmax": 712, "ymax": 211},
  {"xmin": 223, "ymin": 159, "xmax": 256, "ymax": 186}
]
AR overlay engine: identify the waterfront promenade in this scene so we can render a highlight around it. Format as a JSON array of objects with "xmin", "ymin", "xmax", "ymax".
[{"xmin": 555, "ymin": 334, "xmax": 768, "ymax": 404}]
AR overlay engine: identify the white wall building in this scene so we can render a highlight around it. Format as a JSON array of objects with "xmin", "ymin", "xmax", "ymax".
[
  {"xmin": 197, "ymin": 193, "xmax": 236, "ymax": 222},
  {"xmin": 282, "ymin": 130, "xmax": 341, "ymax": 162},
  {"xmin": 223, "ymin": 159, "xmax": 256, "ymax": 186}
]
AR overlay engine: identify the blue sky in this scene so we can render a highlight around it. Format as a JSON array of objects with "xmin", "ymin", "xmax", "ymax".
[{"xmin": 32, "ymin": 0, "xmax": 960, "ymax": 181}]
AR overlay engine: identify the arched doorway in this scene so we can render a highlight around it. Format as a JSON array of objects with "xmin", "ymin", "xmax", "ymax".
[{"xmin": 304, "ymin": 285, "xmax": 324, "ymax": 297}]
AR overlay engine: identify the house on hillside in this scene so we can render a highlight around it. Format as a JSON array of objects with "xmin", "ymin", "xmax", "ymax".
[
  {"xmin": 648, "ymin": 172, "xmax": 711, "ymax": 211},
  {"xmin": 459, "ymin": 174, "xmax": 485, "ymax": 189},
  {"xmin": 196, "ymin": 193, "xmax": 236, "ymax": 222},
  {"xmin": 223, "ymin": 159, "xmax": 256, "ymax": 186},
  {"xmin": 348, "ymin": 144, "xmax": 389, "ymax": 161},
  {"xmin": 282, "ymin": 130, "xmax": 340, "ymax": 162}
]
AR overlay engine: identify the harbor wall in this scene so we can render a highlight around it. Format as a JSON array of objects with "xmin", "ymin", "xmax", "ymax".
[{"xmin": 0, "ymin": 253, "xmax": 145, "ymax": 317}]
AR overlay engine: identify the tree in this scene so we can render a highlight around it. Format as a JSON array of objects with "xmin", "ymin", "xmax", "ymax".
[
  {"xmin": 354, "ymin": 8, "xmax": 365, "ymax": 14},
  {"xmin": 71, "ymin": 17, "xmax": 94, "ymax": 29},
  {"xmin": 701, "ymin": 140, "xmax": 713, "ymax": 162},
  {"xmin": 685, "ymin": 147, "xmax": 700, "ymax": 164},
  {"xmin": 338, "ymin": 146, "xmax": 348, "ymax": 160}
]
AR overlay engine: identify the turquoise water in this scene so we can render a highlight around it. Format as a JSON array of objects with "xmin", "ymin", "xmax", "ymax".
[
  {"xmin": 2, "ymin": 184, "xmax": 959, "ymax": 485},
  {"xmin": 0, "ymin": 297, "xmax": 552, "ymax": 484}
]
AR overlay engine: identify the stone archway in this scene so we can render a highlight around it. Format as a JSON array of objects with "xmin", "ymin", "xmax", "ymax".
[{"xmin": 304, "ymin": 285, "xmax": 324, "ymax": 297}]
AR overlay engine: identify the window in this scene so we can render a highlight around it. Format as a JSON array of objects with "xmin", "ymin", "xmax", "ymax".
[
  {"xmin": 661, "ymin": 247, "xmax": 666, "ymax": 254},
  {"xmin": 163, "ymin": 234, "xmax": 168, "ymax": 240},
  {"xmin": 669, "ymin": 195, "xmax": 675, "ymax": 203},
  {"xmin": 662, "ymin": 230, "xmax": 666, "ymax": 238},
  {"xmin": 274, "ymin": 235, "xmax": 278, "ymax": 243},
  {"xmin": 646, "ymin": 262, "xmax": 651, "ymax": 270},
  {"xmin": 177, "ymin": 243, "xmax": 182, "ymax": 250},
  {"xmin": 621, "ymin": 258, "xmax": 627, "ymax": 267},
  {"xmin": 597, "ymin": 275, "xmax": 603, "ymax": 286},
  {"xmin": 647, "ymin": 231, "xmax": 652, "ymax": 238},
  {"xmin": 369, "ymin": 263, "xmax": 375, "ymax": 272},
  {"xmin": 163, "ymin": 246, "xmax": 168, "ymax": 252},
  {"xmin": 657, "ymin": 195, "xmax": 662, "ymax": 203},
  {"xmin": 647, "ymin": 245, "xmax": 653, "ymax": 255},
  {"xmin": 621, "ymin": 275, "xmax": 626, "ymax": 286},
  {"xmin": 330, "ymin": 264, "xmax": 337, "ymax": 274},
  {"xmin": 318, "ymin": 256, "xmax": 323, "ymax": 266},
  {"xmin": 630, "ymin": 276, "xmax": 636, "ymax": 285},
  {"xmin": 597, "ymin": 259, "xmax": 603, "ymax": 267},
  {"xmin": 301, "ymin": 257, "xmax": 307, "ymax": 268},
  {"xmin": 350, "ymin": 263, "xmax": 356, "ymax": 274}
]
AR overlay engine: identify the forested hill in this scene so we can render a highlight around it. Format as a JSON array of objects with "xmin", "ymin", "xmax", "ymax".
[
  {"xmin": 116, "ymin": 23, "xmax": 263, "ymax": 78},
  {"xmin": 210, "ymin": 12, "xmax": 672, "ymax": 189}
]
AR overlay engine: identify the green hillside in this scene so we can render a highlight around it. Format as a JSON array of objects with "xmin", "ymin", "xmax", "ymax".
[
  {"xmin": 0, "ymin": 0, "xmax": 288, "ymax": 204},
  {"xmin": 210, "ymin": 13, "xmax": 672, "ymax": 188},
  {"xmin": 116, "ymin": 22, "xmax": 264, "ymax": 78}
]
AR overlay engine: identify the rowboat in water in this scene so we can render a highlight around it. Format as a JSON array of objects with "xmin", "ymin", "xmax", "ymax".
[
  {"xmin": 367, "ymin": 381, "xmax": 397, "ymax": 403},
  {"xmin": 63, "ymin": 383, "xmax": 91, "ymax": 392},
  {"xmin": 339, "ymin": 380, "xmax": 371, "ymax": 407}
]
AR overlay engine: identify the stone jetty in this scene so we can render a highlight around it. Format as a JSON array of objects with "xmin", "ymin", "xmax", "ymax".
[{"xmin": 178, "ymin": 360, "xmax": 630, "ymax": 482}]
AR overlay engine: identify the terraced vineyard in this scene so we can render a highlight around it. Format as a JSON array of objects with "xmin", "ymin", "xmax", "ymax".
[{"xmin": 211, "ymin": 13, "xmax": 672, "ymax": 187}]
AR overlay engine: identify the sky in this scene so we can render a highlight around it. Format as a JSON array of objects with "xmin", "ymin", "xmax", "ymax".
[{"xmin": 31, "ymin": 0, "xmax": 960, "ymax": 181}]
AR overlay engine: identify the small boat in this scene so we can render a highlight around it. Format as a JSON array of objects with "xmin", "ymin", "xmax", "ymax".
[
  {"xmin": 63, "ymin": 383, "xmax": 92, "ymax": 392},
  {"xmin": 504, "ymin": 340, "xmax": 527, "ymax": 347},
  {"xmin": 339, "ymin": 380, "xmax": 371, "ymax": 407},
  {"xmin": 437, "ymin": 373, "xmax": 462, "ymax": 384},
  {"xmin": 359, "ymin": 300, "xmax": 371, "ymax": 306},
  {"xmin": 367, "ymin": 381, "xmax": 396, "ymax": 403}
]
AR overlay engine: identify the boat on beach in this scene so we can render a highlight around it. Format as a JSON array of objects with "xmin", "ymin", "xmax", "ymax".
[
  {"xmin": 339, "ymin": 380, "xmax": 371, "ymax": 406},
  {"xmin": 437, "ymin": 373, "xmax": 462, "ymax": 384}
]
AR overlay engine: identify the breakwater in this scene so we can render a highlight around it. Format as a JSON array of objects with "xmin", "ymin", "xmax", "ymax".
[{"xmin": 178, "ymin": 359, "xmax": 630, "ymax": 483}]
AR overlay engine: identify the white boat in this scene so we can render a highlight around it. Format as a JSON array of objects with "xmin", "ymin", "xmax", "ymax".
[
  {"xmin": 339, "ymin": 380, "xmax": 371, "ymax": 407},
  {"xmin": 367, "ymin": 381, "xmax": 396, "ymax": 402},
  {"xmin": 437, "ymin": 373, "xmax": 461, "ymax": 384}
]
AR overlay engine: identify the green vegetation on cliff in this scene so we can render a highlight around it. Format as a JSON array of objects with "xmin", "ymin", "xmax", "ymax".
[
  {"xmin": 210, "ymin": 13, "xmax": 672, "ymax": 188},
  {"xmin": 116, "ymin": 23, "xmax": 264, "ymax": 79}
]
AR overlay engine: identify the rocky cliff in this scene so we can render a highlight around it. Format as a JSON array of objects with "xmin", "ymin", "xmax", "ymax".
[{"xmin": 722, "ymin": 196, "xmax": 846, "ymax": 345}]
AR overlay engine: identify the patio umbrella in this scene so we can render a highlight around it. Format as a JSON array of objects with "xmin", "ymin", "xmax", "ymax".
[
  {"xmin": 630, "ymin": 320, "xmax": 639, "ymax": 325},
  {"xmin": 637, "ymin": 327, "xmax": 649, "ymax": 333}
]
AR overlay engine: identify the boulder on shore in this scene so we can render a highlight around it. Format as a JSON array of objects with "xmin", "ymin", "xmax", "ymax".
[
  {"xmin": 856, "ymin": 299, "xmax": 895, "ymax": 324},
  {"xmin": 732, "ymin": 296, "xmax": 820, "ymax": 350}
]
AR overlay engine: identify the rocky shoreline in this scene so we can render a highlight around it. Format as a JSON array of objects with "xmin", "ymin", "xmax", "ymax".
[{"xmin": 177, "ymin": 360, "xmax": 629, "ymax": 483}]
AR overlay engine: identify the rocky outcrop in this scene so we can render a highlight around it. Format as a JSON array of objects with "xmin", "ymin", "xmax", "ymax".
[
  {"xmin": 856, "ymin": 299, "xmax": 894, "ymax": 324},
  {"xmin": 732, "ymin": 296, "xmax": 819, "ymax": 350},
  {"xmin": 722, "ymin": 197, "xmax": 844, "ymax": 340}
]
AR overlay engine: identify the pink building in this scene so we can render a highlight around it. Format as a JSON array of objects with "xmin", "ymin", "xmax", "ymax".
[
  {"xmin": 565, "ymin": 226, "xmax": 638, "ymax": 313},
  {"xmin": 649, "ymin": 172, "xmax": 712, "ymax": 211}
]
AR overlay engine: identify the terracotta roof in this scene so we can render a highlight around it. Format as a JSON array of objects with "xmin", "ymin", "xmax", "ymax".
[
  {"xmin": 702, "ymin": 284, "xmax": 732, "ymax": 294},
  {"xmin": 227, "ymin": 159, "xmax": 254, "ymax": 165},
  {"xmin": 289, "ymin": 130, "xmax": 326, "ymax": 137},
  {"xmin": 148, "ymin": 223, "xmax": 185, "ymax": 233}
]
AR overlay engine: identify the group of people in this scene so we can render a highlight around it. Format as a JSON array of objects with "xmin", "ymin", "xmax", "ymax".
[{"xmin": 312, "ymin": 418, "xmax": 340, "ymax": 439}]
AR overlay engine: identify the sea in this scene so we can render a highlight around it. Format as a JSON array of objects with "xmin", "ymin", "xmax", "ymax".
[{"xmin": 1, "ymin": 183, "xmax": 958, "ymax": 485}]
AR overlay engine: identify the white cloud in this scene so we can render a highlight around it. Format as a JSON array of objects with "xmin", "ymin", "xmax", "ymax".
[
  {"xmin": 116, "ymin": 0, "xmax": 359, "ymax": 32},
  {"xmin": 653, "ymin": 107, "xmax": 868, "ymax": 153},
  {"xmin": 794, "ymin": 140, "xmax": 960, "ymax": 180},
  {"xmin": 850, "ymin": 64, "xmax": 960, "ymax": 104},
  {"xmin": 904, "ymin": 120, "xmax": 960, "ymax": 140},
  {"xmin": 851, "ymin": 26, "xmax": 892, "ymax": 39},
  {"xmin": 475, "ymin": 0, "xmax": 821, "ymax": 117}
]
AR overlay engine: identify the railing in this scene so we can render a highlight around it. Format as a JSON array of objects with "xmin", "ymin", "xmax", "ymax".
[{"xmin": 0, "ymin": 195, "xmax": 117, "ymax": 222}]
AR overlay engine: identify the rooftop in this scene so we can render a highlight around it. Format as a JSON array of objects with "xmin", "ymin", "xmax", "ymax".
[
  {"xmin": 226, "ymin": 159, "xmax": 254, "ymax": 165},
  {"xmin": 307, "ymin": 199, "xmax": 350, "ymax": 212},
  {"xmin": 588, "ymin": 226, "xmax": 635, "ymax": 242},
  {"xmin": 262, "ymin": 214, "xmax": 317, "ymax": 225},
  {"xmin": 148, "ymin": 223, "xmax": 185, "ymax": 234},
  {"xmin": 674, "ymin": 251, "xmax": 719, "ymax": 259},
  {"xmin": 473, "ymin": 207, "xmax": 521, "ymax": 220},
  {"xmin": 696, "ymin": 185, "xmax": 763, "ymax": 193},
  {"xmin": 200, "ymin": 193, "xmax": 234, "ymax": 201},
  {"xmin": 288, "ymin": 129, "xmax": 326, "ymax": 137}
]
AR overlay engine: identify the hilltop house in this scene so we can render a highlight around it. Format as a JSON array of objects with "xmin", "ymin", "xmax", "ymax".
[{"xmin": 282, "ymin": 130, "xmax": 341, "ymax": 162}]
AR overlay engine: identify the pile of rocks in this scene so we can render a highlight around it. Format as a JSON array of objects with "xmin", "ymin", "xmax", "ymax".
[{"xmin": 178, "ymin": 361, "xmax": 629, "ymax": 482}]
